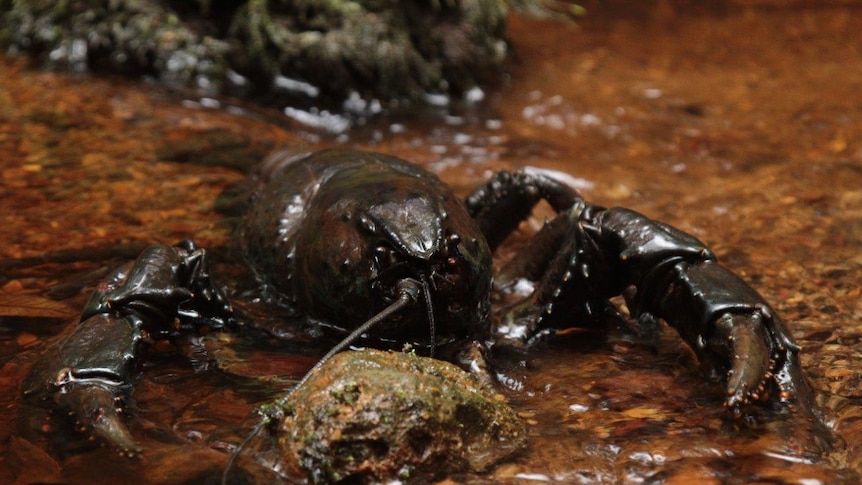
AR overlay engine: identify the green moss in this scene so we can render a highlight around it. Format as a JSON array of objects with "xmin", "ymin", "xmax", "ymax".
[
  {"xmin": 1, "ymin": 0, "xmax": 230, "ymax": 90},
  {"xmin": 0, "ymin": 0, "xmax": 510, "ymax": 104},
  {"xmin": 257, "ymin": 395, "xmax": 295, "ymax": 423},
  {"xmin": 329, "ymin": 381, "xmax": 360, "ymax": 405}
]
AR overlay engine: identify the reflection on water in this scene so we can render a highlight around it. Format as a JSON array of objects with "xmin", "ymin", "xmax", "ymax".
[{"xmin": 2, "ymin": 4, "xmax": 862, "ymax": 484}]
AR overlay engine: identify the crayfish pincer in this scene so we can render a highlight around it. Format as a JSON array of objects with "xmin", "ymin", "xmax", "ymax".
[
  {"xmin": 22, "ymin": 241, "xmax": 234, "ymax": 456},
  {"xmin": 23, "ymin": 148, "xmax": 814, "ymax": 475}
]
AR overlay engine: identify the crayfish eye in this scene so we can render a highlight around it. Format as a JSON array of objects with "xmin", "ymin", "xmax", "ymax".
[
  {"xmin": 374, "ymin": 244, "xmax": 400, "ymax": 268},
  {"xmin": 372, "ymin": 243, "xmax": 412, "ymax": 298},
  {"xmin": 431, "ymin": 256, "xmax": 463, "ymax": 294},
  {"xmin": 445, "ymin": 257, "xmax": 462, "ymax": 281}
]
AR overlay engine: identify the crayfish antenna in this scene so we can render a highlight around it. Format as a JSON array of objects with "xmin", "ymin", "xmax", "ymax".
[
  {"xmin": 221, "ymin": 279, "xmax": 421, "ymax": 484},
  {"xmin": 221, "ymin": 418, "xmax": 267, "ymax": 485},
  {"xmin": 421, "ymin": 275, "xmax": 436, "ymax": 358}
]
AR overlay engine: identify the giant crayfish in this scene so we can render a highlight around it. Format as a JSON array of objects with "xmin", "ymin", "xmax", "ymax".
[{"xmin": 23, "ymin": 148, "xmax": 814, "ymax": 466}]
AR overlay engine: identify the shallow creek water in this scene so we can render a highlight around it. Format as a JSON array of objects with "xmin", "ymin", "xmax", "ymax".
[{"xmin": 2, "ymin": 5, "xmax": 862, "ymax": 484}]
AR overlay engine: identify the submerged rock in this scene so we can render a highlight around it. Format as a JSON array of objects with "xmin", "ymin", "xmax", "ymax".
[{"xmin": 278, "ymin": 349, "xmax": 525, "ymax": 484}]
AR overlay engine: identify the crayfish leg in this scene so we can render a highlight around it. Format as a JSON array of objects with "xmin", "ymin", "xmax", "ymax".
[
  {"xmin": 24, "ymin": 241, "xmax": 234, "ymax": 456},
  {"xmin": 465, "ymin": 169, "xmax": 582, "ymax": 251},
  {"xmin": 480, "ymin": 186, "xmax": 815, "ymax": 416},
  {"xmin": 595, "ymin": 208, "xmax": 814, "ymax": 415}
]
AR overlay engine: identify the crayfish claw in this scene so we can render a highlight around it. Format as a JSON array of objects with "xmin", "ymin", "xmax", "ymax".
[
  {"xmin": 712, "ymin": 308, "xmax": 818, "ymax": 420},
  {"xmin": 58, "ymin": 382, "xmax": 142, "ymax": 457},
  {"xmin": 720, "ymin": 313, "xmax": 773, "ymax": 413}
]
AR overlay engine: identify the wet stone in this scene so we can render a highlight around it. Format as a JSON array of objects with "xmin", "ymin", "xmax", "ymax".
[{"xmin": 278, "ymin": 349, "xmax": 526, "ymax": 484}]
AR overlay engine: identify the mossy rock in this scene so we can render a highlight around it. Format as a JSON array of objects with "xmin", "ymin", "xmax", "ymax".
[
  {"xmin": 0, "ymin": 0, "xmax": 509, "ymax": 104},
  {"xmin": 279, "ymin": 349, "xmax": 525, "ymax": 484}
]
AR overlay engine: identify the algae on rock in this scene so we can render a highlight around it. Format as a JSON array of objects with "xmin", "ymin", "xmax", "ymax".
[
  {"xmin": 0, "ymin": 0, "xmax": 509, "ymax": 104},
  {"xmin": 278, "ymin": 349, "xmax": 525, "ymax": 484}
]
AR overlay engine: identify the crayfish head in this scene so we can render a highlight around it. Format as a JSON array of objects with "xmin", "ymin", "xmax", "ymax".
[
  {"xmin": 376, "ymin": 230, "xmax": 493, "ymax": 351},
  {"xmin": 370, "ymin": 229, "xmax": 492, "ymax": 343},
  {"xmin": 295, "ymin": 170, "xmax": 493, "ymax": 350}
]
